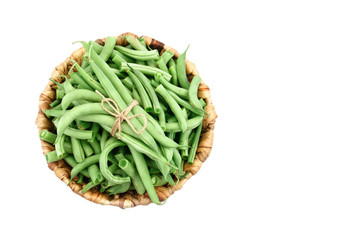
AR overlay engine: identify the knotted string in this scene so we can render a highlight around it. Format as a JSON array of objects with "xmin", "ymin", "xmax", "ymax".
[{"xmin": 95, "ymin": 90, "xmax": 147, "ymax": 139}]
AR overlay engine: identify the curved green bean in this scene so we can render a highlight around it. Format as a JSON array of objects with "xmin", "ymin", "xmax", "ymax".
[
  {"xmin": 99, "ymin": 141, "xmax": 131, "ymax": 185},
  {"xmin": 61, "ymin": 89, "xmax": 102, "ymax": 110},
  {"xmin": 154, "ymin": 73, "xmax": 189, "ymax": 99},
  {"xmin": 70, "ymin": 154, "xmax": 100, "ymax": 180},
  {"xmin": 176, "ymin": 46, "xmax": 190, "ymax": 89},
  {"xmin": 165, "ymin": 115, "xmax": 203, "ymax": 132},
  {"xmin": 188, "ymin": 76, "xmax": 203, "ymax": 109},
  {"xmin": 114, "ymin": 45, "xmax": 159, "ymax": 61}
]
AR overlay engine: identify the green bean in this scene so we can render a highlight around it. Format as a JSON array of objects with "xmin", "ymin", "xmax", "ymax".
[
  {"xmin": 123, "ymin": 35, "xmax": 147, "ymax": 51},
  {"xmin": 151, "ymin": 175, "xmax": 168, "ymax": 186},
  {"xmin": 64, "ymin": 155, "xmax": 90, "ymax": 178},
  {"xmin": 112, "ymin": 54, "xmax": 127, "ymax": 66},
  {"xmin": 99, "ymin": 36, "xmax": 117, "ymax": 62},
  {"xmin": 89, "ymin": 54, "xmax": 158, "ymax": 151},
  {"xmin": 90, "ymin": 44, "xmax": 178, "ymax": 148},
  {"xmin": 132, "ymin": 88, "xmax": 142, "ymax": 106},
  {"xmin": 81, "ymin": 140, "xmax": 94, "ymax": 157},
  {"xmin": 64, "ymin": 141, "xmax": 73, "ymax": 153},
  {"xmin": 161, "ymin": 51, "xmax": 174, "ymax": 65},
  {"xmin": 155, "ymin": 84, "xmax": 187, "ymax": 132},
  {"xmin": 155, "ymin": 73, "xmax": 189, "ymax": 99},
  {"xmin": 133, "ymin": 69, "xmax": 161, "ymax": 114},
  {"xmin": 56, "ymin": 103, "xmax": 110, "ymax": 137},
  {"xmin": 168, "ymin": 58, "xmax": 178, "ymax": 86},
  {"xmin": 172, "ymin": 148, "xmax": 183, "ymax": 175},
  {"xmin": 55, "ymin": 134, "xmax": 66, "ymax": 158},
  {"xmin": 64, "ymin": 127, "xmax": 93, "ymax": 140},
  {"xmin": 160, "ymin": 143, "xmax": 173, "ymax": 164},
  {"xmin": 61, "ymin": 89, "xmax": 102, "ymax": 110},
  {"xmin": 188, "ymin": 76, "xmax": 203, "ymax": 109},
  {"xmin": 118, "ymin": 158, "xmax": 146, "ymax": 194},
  {"xmin": 56, "ymin": 88, "xmax": 66, "ymax": 100},
  {"xmin": 168, "ymin": 90, "xmax": 206, "ymax": 116},
  {"xmin": 151, "ymin": 79, "xmax": 159, "ymax": 88},
  {"xmin": 77, "ymin": 120, "xmax": 92, "ymax": 130},
  {"xmin": 70, "ymin": 154, "xmax": 100, "ymax": 180},
  {"xmin": 50, "ymin": 99, "xmax": 61, "ymax": 108},
  {"xmin": 39, "ymin": 130, "xmax": 57, "ymax": 144},
  {"xmin": 119, "ymin": 62, "xmax": 172, "ymax": 81},
  {"xmin": 81, "ymin": 181, "xmax": 99, "ymax": 194},
  {"xmin": 71, "ymin": 64, "xmax": 107, "ymax": 96},
  {"xmin": 149, "ymin": 167, "xmax": 160, "ymax": 175},
  {"xmin": 188, "ymin": 131, "xmax": 195, "ymax": 145},
  {"xmin": 88, "ymin": 138, "xmax": 101, "ymax": 154},
  {"xmin": 156, "ymin": 58, "xmax": 169, "ymax": 74},
  {"xmin": 88, "ymin": 123, "xmax": 100, "ymax": 143},
  {"xmin": 87, "ymin": 40, "xmax": 135, "ymax": 63},
  {"xmin": 188, "ymin": 121, "xmax": 202, "ymax": 164},
  {"xmin": 158, "ymin": 108, "xmax": 166, "ymax": 131},
  {"xmin": 165, "ymin": 115, "xmax": 203, "ymax": 132},
  {"xmin": 68, "ymin": 72, "xmax": 92, "ymax": 90},
  {"xmin": 114, "ymin": 45, "xmax": 159, "ymax": 61},
  {"xmin": 71, "ymin": 137, "xmax": 85, "ymax": 163},
  {"xmin": 100, "ymin": 130, "xmax": 109, "ymax": 151},
  {"xmin": 200, "ymin": 98, "xmax": 206, "ymax": 108},
  {"xmin": 99, "ymin": 141, "xmax": 131, "ymax": 185},
  {"xmin": 122, "ymin": 76, "xmax": 134, "ymax": 91},
  {"xmin": 128, "ymin": 145, "xmax": 160, "ymax": 204},
  {"xmin": 45, "ymin": 150, "xmax": 66, "ymax": 163},
  {"xmin": 88, "ymin": 164, "xmax": 104, "ymax": 185},
  {"xmin": 176, "ymin": 46, "xmax": 190, "ymax": 89},
  {"xmin": 106, "ymin": 182, "xmax": 131, "ymax": 195},
  {"xmin": 127, "ymin": 70, "xmax": 152, "ymax": 112},
  {"xmin": 63, "ymin": 79, "xmax": 76, "ymax": 94},
  {"xmin": 77, "ymin": 174, "xmax": 84, "ymax": 184},
  {"xmin": 179, "ymin": 130, "xmax": 191, "ymax": 159},
  {"xmin": 43, "ymin": 109, "xmax": 68, "ymax": 118},
  {"xmin": 159, "ymin": 102, "xmax": 168, "ymax": 112},
  {"xmin": 111, "ymin": 68, "xmax": 127, "ymax": 78}
]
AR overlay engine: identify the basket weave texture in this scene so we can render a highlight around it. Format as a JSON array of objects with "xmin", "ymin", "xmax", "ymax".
[{"xmin": 35, "ymin": 32, "xmax": 217, "ymax": 208}]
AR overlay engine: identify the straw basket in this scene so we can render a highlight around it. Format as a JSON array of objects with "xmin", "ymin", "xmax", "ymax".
[{"xmin": 35, "ymin": 32, "xmax": 217, "ymax": 208}]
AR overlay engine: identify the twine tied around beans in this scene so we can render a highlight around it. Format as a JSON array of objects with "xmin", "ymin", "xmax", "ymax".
[{"xmin": 95, "ymin": 90, "xmax": 147, "ymax": 139}]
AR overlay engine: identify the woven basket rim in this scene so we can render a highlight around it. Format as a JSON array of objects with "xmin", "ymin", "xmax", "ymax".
[{"xmin": 35, "ymin": 32, "xmax": 217, "ymax": 208}]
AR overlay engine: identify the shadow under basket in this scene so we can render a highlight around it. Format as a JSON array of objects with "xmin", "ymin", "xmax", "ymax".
[{"xmin": 35, "ymin": 32, "xmax": 217, "ymax": 208}]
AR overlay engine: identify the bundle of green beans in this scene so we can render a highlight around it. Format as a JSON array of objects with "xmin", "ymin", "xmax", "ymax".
[{"xmin": 40, "ymin": 36, "xmax": 206, "ymax": 205}]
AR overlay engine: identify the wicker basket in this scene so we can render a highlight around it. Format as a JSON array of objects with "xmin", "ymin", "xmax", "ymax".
[{"xmin": 35, "ymin": 32, "xmax": 217, "ymax": 208}]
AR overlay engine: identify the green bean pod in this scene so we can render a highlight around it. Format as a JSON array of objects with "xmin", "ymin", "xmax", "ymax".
[
  {"xmin": 99, "ymin": 141, "xmax": 131, "ymax": 185},
  {"xmin": 155, "ymin": 73, "xmax": 189, "ymax": 99},
  {"xmin": 128, "ymin": 146, "xmax": 160, "ymax": 204},
  {"xmin": 165, "ymin": 115, "xmax": 203, "ymax": 133},
  {"xmin": 61, "ymin": 89, "xmax": 102, "ymax": 110},
  {"xmin": 155, "ymin": 84, "xmax": 187, "ymax": 132},
  {"xmin": 71, "ymin": 137, "xmax": 85, "ymax": 163},
  {"xmin": 118, "ymin": 158, "xmax": 146, "ymax": 194},
  {"xmin": 176, "ymin": 46, "xmax": 190, "ymax": 89},
  {"xmin": 188, "ymin": 76, "xmax": 203, "ymax": 109}
]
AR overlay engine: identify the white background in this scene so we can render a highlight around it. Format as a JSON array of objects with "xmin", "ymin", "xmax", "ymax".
[{"xmin": 1, "ymin": 0, "xmax": 360, "ymax": 239}]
